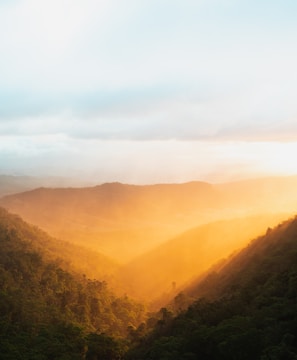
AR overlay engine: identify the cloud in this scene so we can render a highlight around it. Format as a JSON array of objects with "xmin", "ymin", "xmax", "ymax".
[
  {"xmin": 1, "ymin": 80, "xmax": 297, "ymax": 143},
  {"xmin": 2, "ymin": 135, "xmax": 297, "ymax": 183},
  {"xmin": 1, "ymin": 0, "xmax": 297, "ymax": 182},
  {"xmin": 1, "ymin": 0, "xmax": 293, "ymax": 94}
]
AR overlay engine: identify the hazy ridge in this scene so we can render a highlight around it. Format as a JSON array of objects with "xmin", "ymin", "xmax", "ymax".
[{"xmin": 1, "ymin": 176, "xmax": 297, "ymax": 264}]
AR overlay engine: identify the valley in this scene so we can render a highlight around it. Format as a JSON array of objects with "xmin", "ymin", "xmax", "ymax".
[
  {"xmin": 2, "ymin": 0, "xmax": 296, "ymax": 357},
  {"xmin": 1, "ymin": 176, "xmax": 297, "ymax": 263},
  {"xmin": 1, "ymin": 175, "xmax": 297, "ymax": 359}
]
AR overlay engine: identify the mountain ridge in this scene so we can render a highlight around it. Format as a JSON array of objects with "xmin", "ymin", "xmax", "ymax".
[
  {"xmin": 2, "ymin": 175, "xmax": 297, "ymax": 264},
  {"xmin": 0, "ymin": 181, "xmax": 220, "ymax": 262}
]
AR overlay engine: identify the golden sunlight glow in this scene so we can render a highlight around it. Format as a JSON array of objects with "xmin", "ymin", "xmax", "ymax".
[{"xmin": 1, "ymin": 175, "xmax": 297, "ymax": 302}]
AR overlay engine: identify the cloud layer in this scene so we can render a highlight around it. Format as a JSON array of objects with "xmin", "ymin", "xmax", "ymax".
[{"xmin": 1, "ymin": 0, "xmax": 297, "ymax": 181}]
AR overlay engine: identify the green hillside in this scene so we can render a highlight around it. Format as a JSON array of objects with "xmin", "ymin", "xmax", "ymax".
[
  {"xmin": 127, "ymin": 216, "xmax": 297, "ymax": 359},
  {"xmin": 0, "ymin": 207, "xmax": 118, "ymax": 280},
  {"xmin": 117, "ymin": 213, "xmax": 289, "ymax": 302},
  {"xmin": 0, "ymin": 208, "xmax": 145, "ymax": 359}
]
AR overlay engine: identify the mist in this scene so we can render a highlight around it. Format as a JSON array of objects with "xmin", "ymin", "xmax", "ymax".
[{"xmin": 1, "ymin": 176, "xmax": 297, "ymax": 305}]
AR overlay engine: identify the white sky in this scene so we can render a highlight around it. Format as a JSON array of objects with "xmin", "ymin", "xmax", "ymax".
[{"xmin": 1, "ymin": 0, "xmax": 297, "ymax": 183}]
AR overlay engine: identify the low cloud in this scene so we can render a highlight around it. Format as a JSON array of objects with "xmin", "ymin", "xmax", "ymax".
[{"xmin": 1, "ymin": 82, "xmax": 297, "ymax": 143}]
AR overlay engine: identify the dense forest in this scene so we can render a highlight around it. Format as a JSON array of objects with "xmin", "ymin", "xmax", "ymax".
[
  {"xmin": 127, "ymin": 216, "xmax": 297, "ymax": 359},
  {"xmin": 2, "ymin": 197, "xmax": 297, "ymax": 358},
  {"xmin": 0, "ymin": 208, "xmax": 145, "ymax": 359}
]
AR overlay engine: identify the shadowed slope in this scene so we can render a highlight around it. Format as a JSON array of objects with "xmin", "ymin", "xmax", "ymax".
[
  {"xmin": 0, "ymin": 207, "xmax": 146, "ymax": 358},
  {"xmin": 0, "ymin": 207, "xmax": 118, "ymax": 281}
]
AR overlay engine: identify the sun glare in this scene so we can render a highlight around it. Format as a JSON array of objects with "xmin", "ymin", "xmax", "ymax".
[{"xmin": 252, "ymin": 141, "xmax": 297, "ymax": 175}]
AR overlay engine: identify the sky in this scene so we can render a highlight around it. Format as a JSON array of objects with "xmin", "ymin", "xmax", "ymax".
[{"xmin": 1, "ymin": 0, "xmax": 297, "ymax": 184}]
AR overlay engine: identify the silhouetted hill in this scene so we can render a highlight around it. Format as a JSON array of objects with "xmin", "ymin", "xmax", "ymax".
[
  {"xmin": 0, "ymin": 207, "xmax": 145, "ymax": 359},
  {"xmin": 117, "ymin": 213, "xmax": 290, "ymax": 302},
  {"xmin": 127, "ymin": 215, "xmax": 297, "ymax": 359}
]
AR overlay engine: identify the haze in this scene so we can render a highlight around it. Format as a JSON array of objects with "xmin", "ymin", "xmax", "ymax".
[
  {"xmin": 2, "ymin": 2, "xmax": 297, "ymax": 357},
  {"xmin": 1, "ymin": 0, "xmax": 297, "ymax": 183},
  {"xmin": 1, "ymin": 177, "xmax": 297, "ymax": 304}
]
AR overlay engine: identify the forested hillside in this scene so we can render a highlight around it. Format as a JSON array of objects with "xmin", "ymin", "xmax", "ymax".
[
  {"xmin": 0, "ymin": 208, "xmax": 145, "ymax": 359},
  {"xmin": 127, "ymin": 216, "xmax": 297, "ymax": 359},
  {"xmin": 2, "ymin": 203, "xmax": 297, "ymax": 359},
  {"xmin": 117, "ymin": 213, "xmax": 289, "ymax": 302},
  {"xmin": 0, "ymin": 207, "xmax": 118, "ymax": 280},
  {"xmin": 2, "ymin": 179, "xmax": 297, "ymax": 359}
]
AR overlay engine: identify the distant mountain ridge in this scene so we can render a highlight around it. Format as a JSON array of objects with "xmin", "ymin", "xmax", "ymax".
[
  {"xmin": 1, "ymin": 175, "xmax": 297, "ymax": 263},
  {"xmin": 0, "ymin": 181, "xmax": 220, "ymax": 261}
]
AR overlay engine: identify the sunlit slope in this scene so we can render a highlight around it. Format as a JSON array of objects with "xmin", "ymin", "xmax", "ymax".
[
  {"xmin": 1, "ymin": 176, "xmax": 297, "ymax": 263},
  {"xmin": 0, "ymin": 181, "xmax": 221, "ymax": 262},
  {"xmin": 0, "ymin": 207, "xmax": 118, "ymax": 280},
  {"xmin": 187, "ymin": 214, "xmax": 297, "ymax": 301},
  {"xmin": 117, "ymin": 213, "xmax": 290, "ymax": 301},
  {"xmin": 127, "ymin": 215, "xmax": 297, "ymax": 359}
]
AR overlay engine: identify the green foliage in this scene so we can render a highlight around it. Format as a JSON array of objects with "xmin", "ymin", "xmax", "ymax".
[
  {"xmin": 86, "ymin": 333, "xmax": 127, "ymax": 360},
  {"xmin": 0, "ymin": 207, "xmax": 145, "ymax": 359},
  {"xmin": 4, "ymin": 206, "xmax": 297, "ymax": 359},
  {"xmin": 127, "ymin": 217, "xmax": 297, "ymax": 359}
]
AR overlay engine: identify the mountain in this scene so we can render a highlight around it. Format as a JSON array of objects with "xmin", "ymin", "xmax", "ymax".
[
  {"xmin": 117, "ymin": 213, "xmax": 290, "ymax": 302},
  {"xmin": 2, "ymin": 176, "xmax": 297, "ymax": 263},
  {"xmin": 0, "ymin": 181, "xmax": 220, "ymax": 262},
  {"xmin": 0, "ymin": 207, "xmax": 118, "ymax": 281},
  {"xmin": 0, "ymin": 207, "xmax": 145, "ymax": 359},
  {"xmin": 127, "ymin": 215, "xmax": 297, "ymax": 359}
]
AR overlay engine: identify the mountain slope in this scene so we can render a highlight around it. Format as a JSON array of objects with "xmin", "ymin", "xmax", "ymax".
[
  {"xmin": 127, "ymin": 215, "xmax": 297, "ymax": 359},
  {"xmin": 2, "ymin": 176, "xmax": 297, "ymax": 263},
  {"xmin": 187, "ymin": 214, "xmax": 297, "ymax": 301},
  {"xmin": 117, "ymin": 213, "xmax": 290, "ymax": 302},
  {"xmin": 0, "ymin": 207, "xmax": 118, "ymax": 280},
  {"xmin": 0, "ymin": 207, "xmax": 145, "ymax": 359},
  {"xmin": 0, "ymin": 181, "xmax": 220, "ymax": 262}
]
